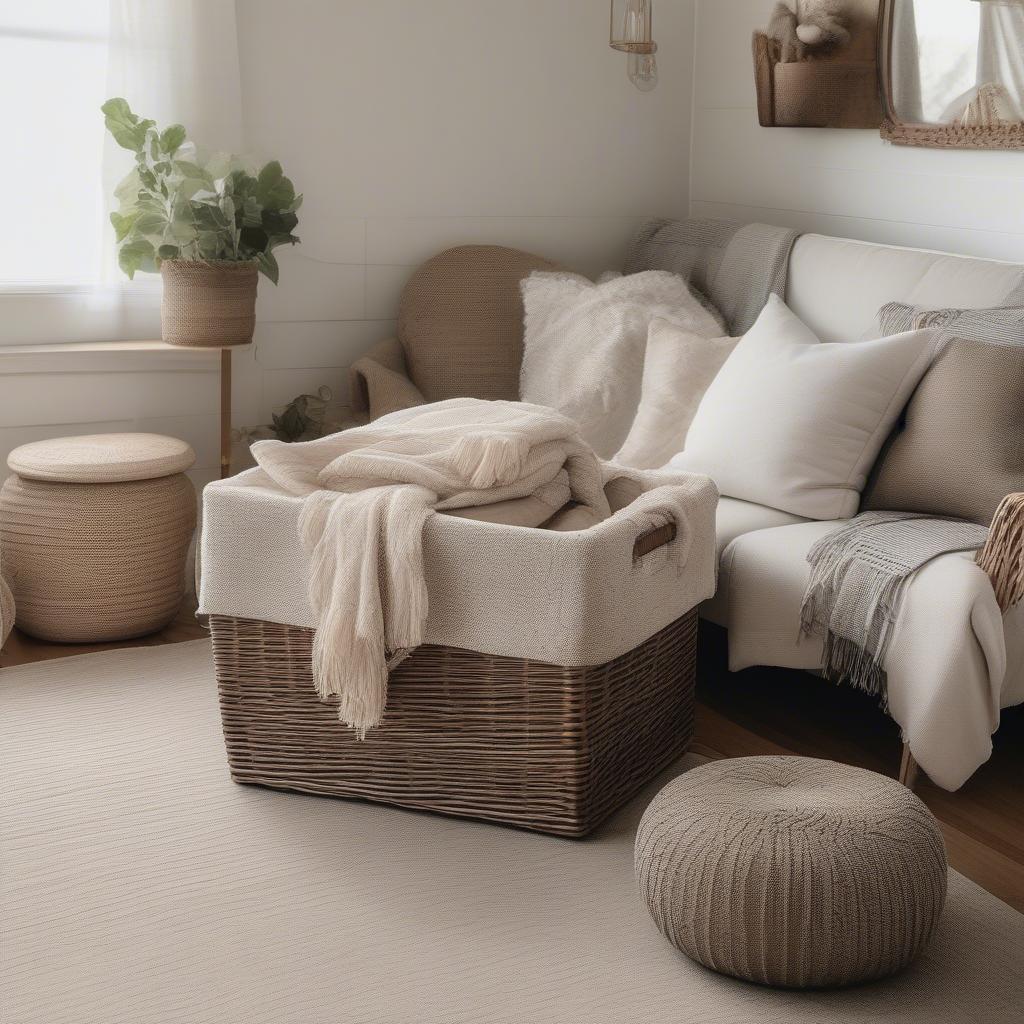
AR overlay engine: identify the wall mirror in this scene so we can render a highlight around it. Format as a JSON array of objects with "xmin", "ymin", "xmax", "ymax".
[{"xmin": 879, "ymin": 0, "xmax": 1024, "ymax": 148}]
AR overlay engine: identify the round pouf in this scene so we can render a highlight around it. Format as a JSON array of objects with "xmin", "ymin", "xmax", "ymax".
[
  {"xmin": 0, "ymin": 433, "xmax": 197, "ymax": 643},
  {"xmin": 635, "ymin": 756, "xmax": 947, "ymax": 989}
]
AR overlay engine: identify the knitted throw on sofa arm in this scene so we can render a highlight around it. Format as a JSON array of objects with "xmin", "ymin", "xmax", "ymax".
[{"xmin": 977, "ymin": 492, "xmax": 1024, "ymax": 612}]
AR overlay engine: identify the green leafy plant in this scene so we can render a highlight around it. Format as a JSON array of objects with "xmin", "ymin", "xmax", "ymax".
[
  {"xmin": 271, "ymin": 386, "xmax": 334, "ymax": 443},
  {"xmin": 102, "ymin": 98, "xmax": 301, "ymax": 284}
]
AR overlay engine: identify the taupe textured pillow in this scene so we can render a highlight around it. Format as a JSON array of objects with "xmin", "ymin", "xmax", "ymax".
[
  {"xmin": 864, "ymin": 336, "xmax": 1024, "ymax": 524},
  {"xmin": 398, "ymin": 245, "xmax": 562, "ymax": 403}
]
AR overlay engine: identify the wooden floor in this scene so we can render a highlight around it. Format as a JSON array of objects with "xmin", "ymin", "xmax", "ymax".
[{"xmin": 3, "ymin": 609, "xmax": 1022, "ymax": 913}]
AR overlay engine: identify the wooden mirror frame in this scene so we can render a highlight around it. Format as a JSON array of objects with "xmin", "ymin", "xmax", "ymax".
[{"xmin": 878, "ymin": 0, "xmax": 1024, "ymax": 150}]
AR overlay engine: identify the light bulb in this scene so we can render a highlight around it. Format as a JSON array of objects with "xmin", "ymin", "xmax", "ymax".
[{"xmin": 628, "ymin": 51, "xmax": 659, "ymax": 92}]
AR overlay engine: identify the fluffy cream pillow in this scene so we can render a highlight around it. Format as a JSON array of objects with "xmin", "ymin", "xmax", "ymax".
[
  {"xmin": 615, "ymin": 318, "xmax": 739, "ymax": 470},
  {"xmin": 519, "ymin": 271, "xmax": 724, "ymax": 458},
  {"xmin": 670, "ymin": 296, "xmax": 939, "ymax": 520}
]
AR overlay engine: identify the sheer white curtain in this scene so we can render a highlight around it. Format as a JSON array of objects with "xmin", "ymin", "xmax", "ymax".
[
  {"xmin": 975, "ymin": 0, "xmax": 1024, "ymax": 119},
  {"xmin": 0, "ymin": 0, "xmax": 241, "ymax": 345},
  {"xmin": 891, "ymin": 0, "xmax": 924, "ymax": 122},
  {"xmin": 941, "ymin": 0, "xmax": 1024, "ymax": 124},
  {"xmin": 102, "ymin": 0, "xmax": 243, "ymax": 290}
]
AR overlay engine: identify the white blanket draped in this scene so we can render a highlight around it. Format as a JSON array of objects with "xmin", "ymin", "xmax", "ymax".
[
  {"xmin": 715, "ymin": 517, "xmax": 1024, "ymax": 791},
  {"xmin": 251, "ymin": 399, "xmax": 610, "ymax": 735}
]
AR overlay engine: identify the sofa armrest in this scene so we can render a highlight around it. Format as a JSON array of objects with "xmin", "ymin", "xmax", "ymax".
[
  {"xmin": 977, "ymin": 492, "xmax": 1024, "ymax": 612},
  {"xmin": 348, "ymin": 338, "xmax": 426, "ymax": 421}
]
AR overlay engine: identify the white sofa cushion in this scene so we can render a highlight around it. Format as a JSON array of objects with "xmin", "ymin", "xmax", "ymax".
[
  {"xmin": 614, "ymin": 318, "xmax": 739, "ymax": 470},
  {"xmin": 701, "ymin": 498, "xmax": 808, "ymax": 627},
  {"xmin": 786, "ymin": 235, "xmax": 1024, "ymax": 342},
  {"xmin": 670, "ymin": 296, "xmax": 939, "ymax": 520},
  {"xmin": 715, "ymin": 518, "xmax": 1023, "ymax": 791}
]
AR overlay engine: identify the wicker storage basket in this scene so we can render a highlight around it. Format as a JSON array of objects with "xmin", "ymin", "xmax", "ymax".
[
  {"xmin": 0, "ymin": 433, "xmax": 197, "ymax": 643},
  {"xmin": 773, "ymin": 60, "xmax": 882, "ymax": 129},
  {"xmin": 211, "ymin": 607, "xmax": 697, "ymax": 837},
  {"xmin": 160, "ymin": 259, "xmax": 258, "ymax": 348},
  {"xmin": 200, "ymin": 466, "xmax": 717, "ymax": 836}
]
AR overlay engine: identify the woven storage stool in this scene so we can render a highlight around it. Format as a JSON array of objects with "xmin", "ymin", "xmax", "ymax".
[
  {"xmin": 636, "ymin": 756, "xmax": 947, "ymax": 989},
  {"xmin": 0, "ymin": 433, "xmax": 197, "ymax": 643}
]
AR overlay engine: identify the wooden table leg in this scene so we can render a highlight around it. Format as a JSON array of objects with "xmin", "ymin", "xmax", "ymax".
[
  {"xmin": 220, "ymin": 348, "xmax": 232, "ymax": 479},
  {"xmin": 899, "ymin": 743, "xmax": 920, "ymax": 791}
]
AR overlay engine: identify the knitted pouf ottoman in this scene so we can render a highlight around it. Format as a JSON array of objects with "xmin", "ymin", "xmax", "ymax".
[
  {"xmin": 0, "ymin": 434, "xmax": 197, "ymax": 643},
  {"xmin": 635, "ymin": 756, "xmax": 947, "ymax": 989}
]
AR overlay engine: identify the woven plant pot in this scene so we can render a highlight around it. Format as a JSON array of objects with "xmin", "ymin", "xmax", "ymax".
[{"xmin": 160, "ymin": 259, "xmax": 258, "ymax": 348}]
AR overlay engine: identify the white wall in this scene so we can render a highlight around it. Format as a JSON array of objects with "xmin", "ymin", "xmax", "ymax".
[
  {"xmin": 0, "ymin": 1, "xmax": 695, "ymax": 483},
  {"xmin": 692, "ymin": 0, "xmax": 1024, "ymax": 261},
  {"xmin": 235, "ymin": 0, "xmax": 696, "ymax": 431}
]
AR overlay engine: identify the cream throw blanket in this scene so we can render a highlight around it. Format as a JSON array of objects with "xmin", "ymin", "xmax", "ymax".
[{"xmin": 251, "ymin": 399, "xmax": 610, "ymax": 736}]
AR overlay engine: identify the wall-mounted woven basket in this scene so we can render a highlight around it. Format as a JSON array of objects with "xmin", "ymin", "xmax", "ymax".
[
  {"xmin": 160, "ymin": 259, "xmax": 258, "ymax": 348},
  {"xmin": 753, "ymin": 33, "xmax": 882, "ymax": 129}
]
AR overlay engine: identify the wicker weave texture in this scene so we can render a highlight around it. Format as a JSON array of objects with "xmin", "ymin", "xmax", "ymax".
[
  {"xmin": 978, "ymin": 492, "xmax": 1024, "ymax": 612},
  {"xmin": 881, "ymin": 117, "xmax": 1024, "ymax": 151},
  {"xmin": 772, "ymin": 61, "xmax": 883, "ymax": 129},
  {"xmin": 160, "ymin": 259, "xmax": 258, "ymax": 348},
  {"xmin": 0, "ymin": 473, "xmax": 196, "ymax": 642},
  {"xmin": 211, "ymin": 609, "xmax": 698, "ymax": 837},
  {"xmin": 398, "ymin": 246, "xmax": 562, "ymax": 403},
  {"xmin": 636, "ymin": 756, "xmax": 948, "ymax": 989}
]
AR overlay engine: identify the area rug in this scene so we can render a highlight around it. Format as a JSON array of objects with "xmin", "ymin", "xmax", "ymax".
[{"xmin": 2, "ymin": 640, "xmax": 1022, "ymax": 1024}]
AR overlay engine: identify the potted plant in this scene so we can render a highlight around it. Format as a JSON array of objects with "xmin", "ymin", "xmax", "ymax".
[{"xmin": 101, "ymin": 98, "xmax": 302, "ymax": 347}]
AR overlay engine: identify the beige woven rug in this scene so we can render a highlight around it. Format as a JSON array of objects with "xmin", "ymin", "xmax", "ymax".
[{"xmin": 2, "ymin": 641, "xmax": 1022, "ymax": 1024}]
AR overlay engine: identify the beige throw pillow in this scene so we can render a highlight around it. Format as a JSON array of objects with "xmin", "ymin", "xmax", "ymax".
[
  {"xmin": 863, "ymin": 337, "xmax": 1024, "ymax": 525},
  {"xmin": 615, "ymin": 319, "xmax": 739, "ymax": 470}
]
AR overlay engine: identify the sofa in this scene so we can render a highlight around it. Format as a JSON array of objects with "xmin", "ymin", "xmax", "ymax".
[{"xmin": 348, "ymin": 222, "xmax": 1024, "ymax": 792}]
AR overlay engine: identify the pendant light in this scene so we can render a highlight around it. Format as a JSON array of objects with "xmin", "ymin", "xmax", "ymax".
[{"xmin": 610, "ymin": 0, "xmax": 658, "ymax": 91}]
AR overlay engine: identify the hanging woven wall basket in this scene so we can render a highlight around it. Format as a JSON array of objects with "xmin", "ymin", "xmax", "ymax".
[
  {"xmin": 160, "ymin": 259, "xmax": 259, "ymax": 348},
  {"xmin": 753, "ymin": 32, "xmax": 883, "ymax": 129},
  {"xmin": 774, "ymin": 58, "xmax": 882, "ymax": 128}
]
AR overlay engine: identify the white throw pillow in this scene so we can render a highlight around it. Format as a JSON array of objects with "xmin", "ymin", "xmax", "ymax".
[
  {"xmin": 519, "ymin": 270, "xmax": 724, "ymax": 458},
  {"xmin": 615, "ymin": 318, "xmax": 740, "ymax": 470},
  {"xmin": 670, "ymin": 296, "xmax": 939, "ymax": 520}
]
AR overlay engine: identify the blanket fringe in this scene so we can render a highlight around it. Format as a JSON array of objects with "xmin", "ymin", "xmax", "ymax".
[{"xmin": 801, "ymin": 511, "xmax": 988, "ymax": 712}]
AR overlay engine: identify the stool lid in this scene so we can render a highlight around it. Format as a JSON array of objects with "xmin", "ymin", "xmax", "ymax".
[{"xmin": 8, "ymin": 433, "xmax": 196, "ymax": 483}]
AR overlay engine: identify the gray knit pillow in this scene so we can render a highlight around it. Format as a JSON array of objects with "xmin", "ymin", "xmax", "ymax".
[
  {"xmin": 865, "ymin": 302, "xmax": 1024, "ymax": 524},
  {"xmin": 877, "ymin": 301, "xmax": 1024, "ymax": 347}
]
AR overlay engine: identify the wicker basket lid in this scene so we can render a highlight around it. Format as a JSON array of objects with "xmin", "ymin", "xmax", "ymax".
[{"xmin": 8, "ymin": 433, "xmax": 196, "ymax": 483}]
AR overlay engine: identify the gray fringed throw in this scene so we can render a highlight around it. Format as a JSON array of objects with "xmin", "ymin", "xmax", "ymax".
[{"xmin": 800, "ymin": 512, "xmax": 989, "ymax": 707}]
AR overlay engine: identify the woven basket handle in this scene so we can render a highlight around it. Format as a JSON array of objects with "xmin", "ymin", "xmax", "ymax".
[{"xmin": 633, "ymin": 523, "xmax": 677, "ymax": 560}]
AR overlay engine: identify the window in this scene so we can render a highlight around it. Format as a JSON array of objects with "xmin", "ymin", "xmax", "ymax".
[{"xmin": 0, "ymin": 2, "xmax": 111, "ymax": 289}]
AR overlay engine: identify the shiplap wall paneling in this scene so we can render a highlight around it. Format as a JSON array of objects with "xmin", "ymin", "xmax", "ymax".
[{"xmin": 692, "ymin": 0, "xmax": 1024, "ymax": 261}]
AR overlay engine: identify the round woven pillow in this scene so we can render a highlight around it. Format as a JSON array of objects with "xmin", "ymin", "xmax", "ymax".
[
  {"xmin": 635, "ymin": 756, "xmax": 947, "ymax": 989},
  {"xmin": 398, "ymin": 245, "xmax": 563, "ymax": 403}
]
